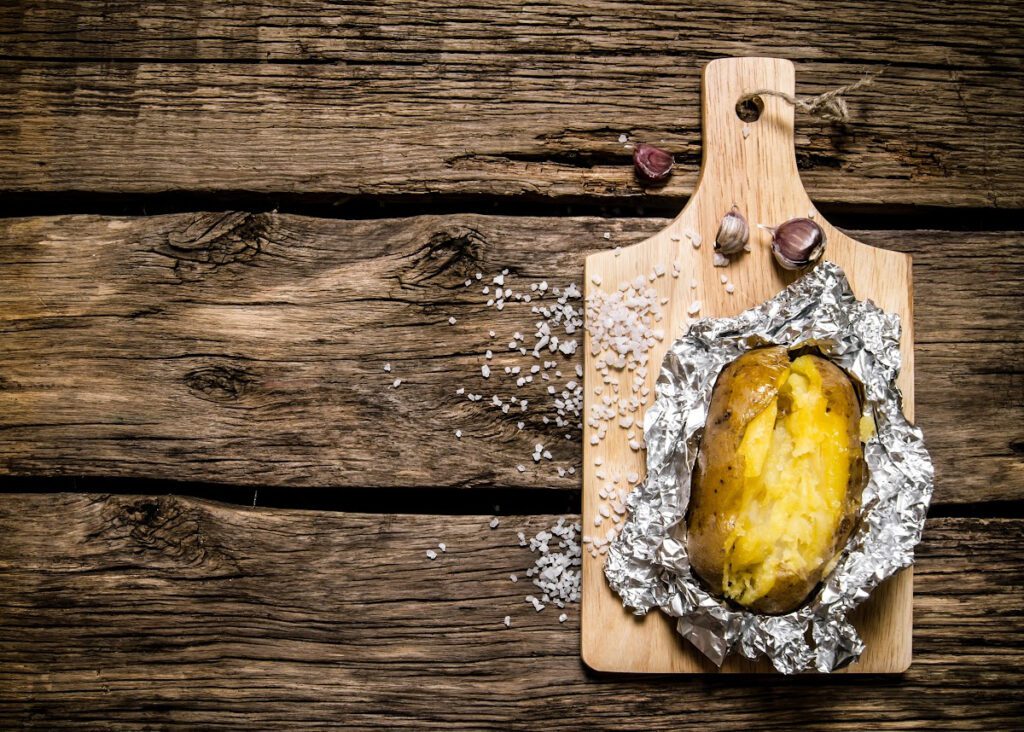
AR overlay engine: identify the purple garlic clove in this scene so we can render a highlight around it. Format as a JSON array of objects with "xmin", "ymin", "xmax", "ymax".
[
  {"xmin": 633, "ymin": 143, "xmax": 674, "ymax": 184},
  {"xmin": 768, "ymin": 217, "xmax": 827, "ymax": 270}
]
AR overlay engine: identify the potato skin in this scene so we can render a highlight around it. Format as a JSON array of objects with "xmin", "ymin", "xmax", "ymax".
[{"xmin": 687, "ymin": 347, "xmax": 865, "ymax": 615}]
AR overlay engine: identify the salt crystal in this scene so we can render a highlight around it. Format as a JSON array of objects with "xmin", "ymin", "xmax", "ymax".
[
  {"xmin": 426, "ymin": 549, "xmax": 437, "ymax": 560},
  {"xmin": 383, "ymin": 363, "xmax": 392, "ymax": 373},
  {"xmin": 720, "ymin": 274, "xmax": 728, "ymax": 284},
  {"xmin": 481, "ymin": 364, "xmax": 491, "ymax": 378},
  {"xmin": 687, "ymin": 300, "xmax": 701, "ymax": 316},
  {"xmin": 726, "ymin": 283, "xmax": 736, "ymax": 294},
  {"xmin": 489, "ymin": 517, "xmax": 500, "ymax": 529},
  {"xmin": 503, "ymin": 615, "xmax": 511, "ymax": 627},
  {"xmin": 603, "ymin": 232, "xmax": 611, "ymax": 240},
  {"xmin": 438, "ymin": 542, "xmax": 447, "ymax": 552},
  {"xmin": 516, "ymin": 465, "xmax": 526, "ymax": 473},
  {"xmin": 392, "ymin": 378, "xmax": 402, "ymax": 388},
  {"xmin": 448, "ymin": 316, "xmax": 457, "ymax": 325},
  {"xmin": 591, "ymin": 274, "xmax": 603, "ymax": 286},
  {"xmin": 455, "ymin": 429, "xmax": 462, "ymax": 439},
  {"xmin": 618, "ymin": 133, "xmax": 628, "ymax": 143},
  {"xmin": 559, "ymin": 613, "xmax": 568, "ymax": 623},
  {"xmin": 713, "ymin": 252, "xmax": 730, "ymax": 267}
]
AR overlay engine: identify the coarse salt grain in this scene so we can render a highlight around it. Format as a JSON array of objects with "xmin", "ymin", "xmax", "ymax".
[
  {"xmin": 448, "ymin": 316, "xmax": 457, "ymax": 325},
  {"xmin": 559, "ymin": 613, "xmax": 568, "ymax": 623},
  {"xmin": 503, "ymin": 615, "xmax": 511, "ymax": 627},
  {"xmin": 426, "ymin": 549, "xmax": 437, "ymax": 560},
  {"xmin": 392, "ymin": 378, "xmax": 402, "ymax": 388},
  {"xmin": 726, "ymin": 283, "xmax": 736, "ymax": 294},
  {"xmin": 490, "ymin": 517, "xmax": 500, "ymax": 529},
  {"xmin": 438, "ymin": 542, "xmax": 447, "ymax": 552},
  {"xmin": 455, "ymin": 429, "xmax": 462, "ymax": 439},
  {"xmin": 383, "ymin": 363, "xmax": 391, "ymax": 373}
]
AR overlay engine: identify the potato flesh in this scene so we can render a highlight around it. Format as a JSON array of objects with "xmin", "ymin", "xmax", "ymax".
[{"xmin": 721, "ymin": 355, "xmax": 852, "ymax": 608}]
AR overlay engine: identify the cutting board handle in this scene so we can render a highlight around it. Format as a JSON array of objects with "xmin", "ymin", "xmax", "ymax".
[{"xmin": 684, "ymin": 57, "xmax": 812, "ymax": 225}]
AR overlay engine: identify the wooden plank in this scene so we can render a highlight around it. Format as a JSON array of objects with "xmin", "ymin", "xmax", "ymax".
[
  {"xmin": 0, "ymin": 1, "xmax": 1021, "ymax": 206},
  {"xmin": 0, "ymin": 493, "xmax": 1019, "ymax": 728},
  {"xmin": 0, "ymin": 213, "xmax": 1020, "ymax": 501},
  {"xmin": 581, "ymin": 58, "xmax": 915, "ymax": 673}
]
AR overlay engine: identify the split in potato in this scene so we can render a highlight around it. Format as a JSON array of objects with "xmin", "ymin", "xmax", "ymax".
[{"xmin": 687, "ymin": 346, "xmax": 866, "ymax": 615}]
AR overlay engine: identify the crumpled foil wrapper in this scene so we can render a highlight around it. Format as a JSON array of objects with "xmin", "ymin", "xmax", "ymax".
[{"xmin": 604, "ymin": 261, "xmax": 934, "ymax": 674}]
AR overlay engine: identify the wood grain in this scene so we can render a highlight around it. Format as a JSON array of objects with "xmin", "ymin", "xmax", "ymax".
[
  {"xmin": 0, "ymin": 492, "xmax": 1019, "ymax": 729},
  {"xmin": 0, "ymin": 1, "xmax": 1021, "ymax": 206},
  {"xmin": 581, "ymin": 58, "xmax": 915, "ymax": 673},
  {"xmin": 0, "ymin": 212, "xmax": 1020, "ymax": 501}
]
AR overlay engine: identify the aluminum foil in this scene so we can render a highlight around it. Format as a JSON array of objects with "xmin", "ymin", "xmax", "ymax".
[{"xmin": 604, "ymin": 261, "xmax": 933, "ymax": 674}]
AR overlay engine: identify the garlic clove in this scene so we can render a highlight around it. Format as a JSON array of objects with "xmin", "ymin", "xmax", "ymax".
[
  {"xmin": 768, "ymin": 217, "xmax": 827, "ymax": 270},
  {"xmin": 633, "ymin": 143, "xmax": 674, "ymax": 184},
  {"xmin": 715, "ymin": 207, "xmax": 749, "ymax": 255}
]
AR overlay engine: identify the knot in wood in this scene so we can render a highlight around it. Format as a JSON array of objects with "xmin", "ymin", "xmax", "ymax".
[
  {"xmin": 160, "ymin": 211, "xmax": 269, "ymax": 282},
  {"xmin": 103, "ymin": 496, "xmax": 240, "ymax": 575},
  {"xmin": 184, "ymin": 364, "xmax": 256, "ymax": 404},
  {"xmin": 403, "ymin": 224, "xmax": 489, "ymax": 286}
]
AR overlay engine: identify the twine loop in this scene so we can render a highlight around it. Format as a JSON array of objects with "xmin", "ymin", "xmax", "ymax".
[{"xmin": 739, "ymin": 69, "xmax": 884, "ymax": 123}]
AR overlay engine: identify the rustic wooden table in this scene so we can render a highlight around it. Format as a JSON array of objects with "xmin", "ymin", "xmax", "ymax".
[{"xmin": 1, "ymin": 2, "xmax": 1022, "ymax": 728}]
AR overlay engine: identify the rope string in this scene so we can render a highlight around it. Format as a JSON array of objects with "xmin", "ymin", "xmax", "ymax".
[{"xmin": 739, "ymin": 69, "xmax": 884, "ymax": 123}]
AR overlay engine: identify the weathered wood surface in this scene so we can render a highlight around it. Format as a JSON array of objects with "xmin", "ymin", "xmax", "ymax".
[
  {"xmin": 0, "ymin": 493, "xmax": 1019, "ymax": 729},
  {"xmin": 1, "ymin": 213, "xmax": 1020, "ymax": 502},
  {"xmin": 0, "ymin": 1, "xmax": 1022, "ymax": 206}
]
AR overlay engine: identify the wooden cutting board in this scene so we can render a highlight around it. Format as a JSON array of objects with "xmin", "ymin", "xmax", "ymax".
[{"xmin": 581, "ymin": 57, "xmax": 914, "ymax": 674}]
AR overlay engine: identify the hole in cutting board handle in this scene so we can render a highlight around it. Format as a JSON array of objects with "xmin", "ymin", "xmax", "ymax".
[{"xmin": 735, "ymin": 95, "xmax": 764, "ymax": 122}]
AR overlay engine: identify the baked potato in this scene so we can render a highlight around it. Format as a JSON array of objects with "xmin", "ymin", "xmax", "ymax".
[{"xmin": 687, "ymin": 346, "xmax": 865, "ymax": 615}]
